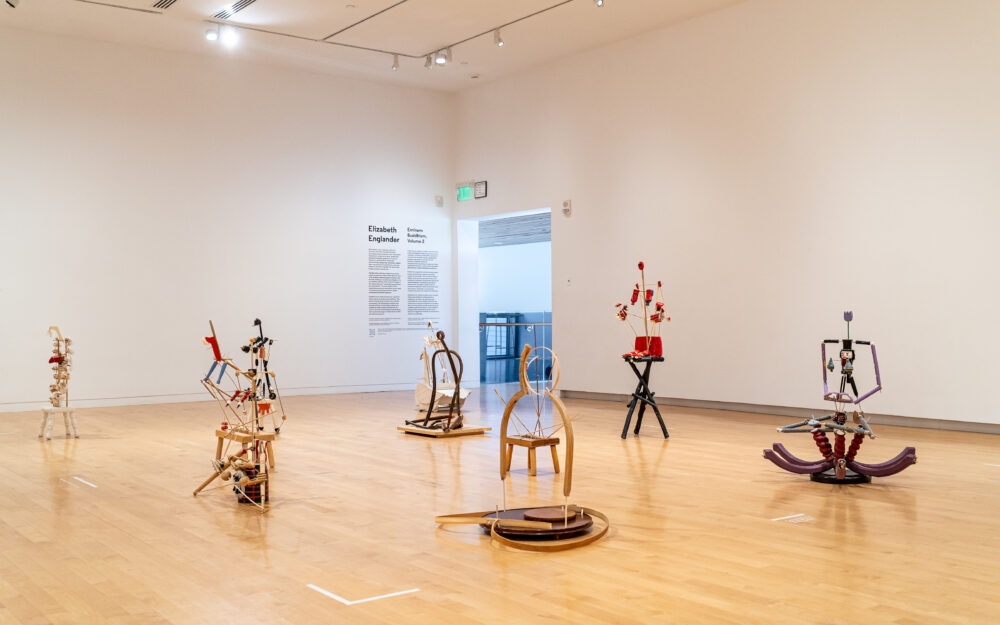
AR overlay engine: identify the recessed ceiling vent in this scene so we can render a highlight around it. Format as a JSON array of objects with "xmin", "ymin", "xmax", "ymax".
[
  {"xmin": 152, "ymin": 0, "xmax": 178, "ymax": 8},
  {"xmin": 213, "ymin": 0, "xmax": 257, "ymax": 20}
]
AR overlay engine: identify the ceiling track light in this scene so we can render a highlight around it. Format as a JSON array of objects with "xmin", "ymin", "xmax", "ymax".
[
  {"xmin": 445, "ymin": 47, "xmax": 453, "ymax": 63},
  {"xmin": 493, "ymin": 29, "xmax": 503, "ymax": 47},
  {"xmin": 391, "ymin": 54, "xmax": 399, "ymax": 71},
  {"xmin": 424, "ymin": 55, "xmax": 432, "ymax": 69},
  {"xmin": 220, "ymin": 25, "xmax": 239, "ymax": 47},
  {"xmin": 434, "ymin": 50, "xmax": 447, "ymax": 65},
  {"xmin": 205, "ymin": 24, "xmax": 220, "ymax": 41},
  {"xmin": 594, "ymin": 0, "xmax": 604, "ymax": 6}
]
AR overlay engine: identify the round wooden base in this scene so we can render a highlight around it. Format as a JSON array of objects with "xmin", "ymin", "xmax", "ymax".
[
  {"xmin": 810, "ymin": 468, "xmax": 872, "ymax": 484},
  {"xmin": 482, "ymin": 507, "xmax": 593, "ymax": 540}
]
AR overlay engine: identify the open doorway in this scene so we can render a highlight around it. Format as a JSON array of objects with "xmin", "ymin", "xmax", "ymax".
[{"xmin": 477, "ymin": 211, "xmax": 552, "ymax": 390}]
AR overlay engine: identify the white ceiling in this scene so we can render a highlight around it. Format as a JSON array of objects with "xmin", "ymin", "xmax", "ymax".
[{"xmin": 0, "ymin": 0, "xmax": 746, "ymax": 91}]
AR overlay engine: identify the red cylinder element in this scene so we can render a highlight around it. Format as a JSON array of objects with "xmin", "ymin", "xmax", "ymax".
[
  {"xmin": 846, "ymin": 432, "xmax": 865, "ymax": 461},
  {"xmin": 812, "ymin": 430, "xmax": 834, "ymax": 461},
  {"xmin": 834, "ymin": 432, "xmax": 846, "ymax": 460},
  {"xmin": 634, "ymin": 336, "xmax": 663, "ymax": 357}
]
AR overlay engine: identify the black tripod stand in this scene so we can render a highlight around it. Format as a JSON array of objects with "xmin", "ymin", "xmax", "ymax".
[{"xmin": 621, "ymin": 356, "xmax": 669, "ymax": 439}]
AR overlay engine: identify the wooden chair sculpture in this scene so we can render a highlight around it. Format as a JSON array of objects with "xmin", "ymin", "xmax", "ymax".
[
  {"xmin": 193, "ymin": 319, "xmax": 287, "ymax": 510},
  {"xmin": 500, "ymin": 346, "xmax": 562, "ymax": 476},
  {"xmin": 399, "ymin": 330, "xmax": 489, "ymax": 438},
  {"xmin": 435, "ymin": 344, "xmax": 609, "ymax": 552},
  {"xmin": 39, "ymin": 326, "xmax": 79, "ymax": 440}
]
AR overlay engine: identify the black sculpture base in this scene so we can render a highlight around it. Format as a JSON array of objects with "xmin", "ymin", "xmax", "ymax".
[
  {"xmin": 810, "ymin": 468, "xmax": 872, "ymax": 484},
  {"xmin": 621, "ymin": 356, "xmax": 668, "ymax": 439}
]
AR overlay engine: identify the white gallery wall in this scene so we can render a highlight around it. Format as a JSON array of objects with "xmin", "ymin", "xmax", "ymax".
[
  {"xmin": 455, "ymin": 0, "xmax": 1000, "ymax": 424},
  {"xmin": 0, "ymin": 27, "xmax": 456, "ymax": 411}
]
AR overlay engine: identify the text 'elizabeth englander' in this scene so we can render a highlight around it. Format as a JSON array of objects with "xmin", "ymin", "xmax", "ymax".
[
  {"xmin": 368, "ymin": 225, "xmax": 399, "ymax": 243},
  {"xmin": 367, "ymin": 225, "xmax": 428, "ymax": 245}
]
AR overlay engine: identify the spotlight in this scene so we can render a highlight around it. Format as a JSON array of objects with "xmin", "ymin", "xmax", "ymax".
[
  {"xmin": 392, "ymin": 54, "xmax": 399, "ymax": 71},
  {"xmin": 6, "ymin": 0, "xmax": 19, "ymax": 7},
  {"xmin": 493, "ymin": 29, "xmax": 503, "ymax": 47},
  {"xmin": 434, "ymin": 50, "xmax": 447, "ymax": 65},
  {"xmin": 220, "ymin": 25, "xmax": 239, "ymax": 47},
  {"xmin": 424, "ymin": 55, "xmax": 432, "ymax": 69},
  {"xmin": 205, "ymin": 25, "xmax": 219, "ymax": 41},
  {"xmin": 594, "ymin": 0, "xmax": 604, "ymax": 6},
  {"xmin": 445, "ymin": 47, "xmax": 453, "ymax": 63}
]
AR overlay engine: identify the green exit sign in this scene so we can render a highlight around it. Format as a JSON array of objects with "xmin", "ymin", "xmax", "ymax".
[{"xmin": 457, "ymin": 185, "xmax": 473, "ymax": 201}]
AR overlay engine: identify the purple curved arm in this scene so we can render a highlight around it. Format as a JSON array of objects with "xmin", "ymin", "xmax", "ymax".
[
  {"xmin": 763, "ymin": 448, "xmax": 833, "ymax": 474},
  {"xmin": 847, "ymin": 446, "xmax": 916, "ymax": 477},
  {"xmin": 821, "ymin": 343, "xmax": 829, "ymax": 398},
  {"xmin": 854, "ymin": 343, "xmax": 882, "ymax": 404}
]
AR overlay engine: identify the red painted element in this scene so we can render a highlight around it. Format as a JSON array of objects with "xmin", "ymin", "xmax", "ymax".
[
  {"xmin": 657, "ymin": 280, "xmax": 661, "ymax": 287},
  {"xmin": 48, "ymin": 356, "xmax": 63, "ymax": 364},
  {"xmin": 221, "ymin": 422, "xmax": 228, "ymax": 431},
  {"xmin": 258, "ymin": 401, "xmax": 273, "ymax": 416},
  {"xmin": 631, "ymin": 289, "xmax": 639, "ymax": 305},
  {"xmin": 812, "ymin": 430, "xmax": 834, "ymax": 461},
  {"xmin": 847, "ymin": 432, "xmax": 865, "ymax": 461},
  {"xmin": 645, "ymin": 289, "xmax": 653, "ymax": 304},
  {"xmin": 634, "ymin": 336, "xmax": 662, "ymax": 357},
  {"xmin": 205, "ymin": 336, "xmax": 222, "ymax": 361},
  {"xmin": 638, "ymin": 261, "xmax": 644, "ymax": 270},
  {"xmin": 834, "ymin": 431, "xmax": 846, "ymax": 460},
  {"xmin": 666, "ymin": 317, "xmax": 671, "ymax": 322}
]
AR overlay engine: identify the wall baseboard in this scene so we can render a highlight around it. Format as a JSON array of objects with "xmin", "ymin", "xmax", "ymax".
[
  {"xmin": 559, "ymin": 390, "xmax": 1000, "ymax": 435},
  {"xmin": 0, "ymin": 383, "xmax": 415, "ymax": 414}
]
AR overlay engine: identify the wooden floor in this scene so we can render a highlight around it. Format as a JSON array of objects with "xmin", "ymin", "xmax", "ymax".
[{"xmin": 1, "ymin": 389, "xmax": 998, "ymax": 624}]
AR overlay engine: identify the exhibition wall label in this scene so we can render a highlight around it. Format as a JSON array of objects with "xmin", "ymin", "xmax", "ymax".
[{"xmin": 367, "ymin": 224, "xmax": 440, "ymax": 337}]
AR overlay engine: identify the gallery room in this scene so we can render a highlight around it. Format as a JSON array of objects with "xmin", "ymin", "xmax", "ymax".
[{"xmin": 1, "ymin": 0, "xmax": 998, "ymax": 623}]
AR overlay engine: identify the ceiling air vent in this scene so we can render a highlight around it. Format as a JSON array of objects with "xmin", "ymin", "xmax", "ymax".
[
  {"xmin": 213, "ymin": 0, "xmax": 257, "ymax": 20},
  {"xmin": 152, "ymin": 0, "xmax": 178, "ymax": 8}
]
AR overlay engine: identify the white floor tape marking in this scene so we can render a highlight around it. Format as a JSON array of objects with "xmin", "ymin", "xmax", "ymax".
[
  {"xmin": 72, "ymin": 476, "xmax": 98, "ymax": 488},
  {"xmin": 771, "ymin": 513, "xmax": 805, "ymax": 522},
  {"xmin": 307, "ymin": 584, "xmax": 419, "ymax": 606}
]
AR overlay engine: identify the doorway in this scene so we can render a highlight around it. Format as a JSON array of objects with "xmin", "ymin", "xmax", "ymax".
[{"xmin": 476, "ymin": 211, "xmax": 552, "ymax": 385}]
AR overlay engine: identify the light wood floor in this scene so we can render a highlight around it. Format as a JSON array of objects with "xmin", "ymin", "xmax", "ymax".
[{"xmin": 1, "ymin": 389, "xmax": 998, "ymax": 624}]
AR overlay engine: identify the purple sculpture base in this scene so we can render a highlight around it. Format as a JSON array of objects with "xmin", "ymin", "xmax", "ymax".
[{"xmin": 763, "ymin": 443, "xmax": 917, "ymax": 483}]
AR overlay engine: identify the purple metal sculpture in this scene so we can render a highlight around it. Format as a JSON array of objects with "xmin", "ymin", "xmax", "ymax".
[{"xmin": 763, "ymin": 311, "xmax": 916, "ymax": 484}]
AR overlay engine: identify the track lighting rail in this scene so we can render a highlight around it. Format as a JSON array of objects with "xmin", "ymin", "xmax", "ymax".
[{"xmin": 68, "ymin": 0, "xmax": 600, "ymax": 68}]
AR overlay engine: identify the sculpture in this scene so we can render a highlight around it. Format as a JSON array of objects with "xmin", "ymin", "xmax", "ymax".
[
  {"xmin": 435, "ymin": 344, "xmax": 609, "ymax": 551},
  {"xmin": 399, "ymin": 330, "xmax": 489, "ymax": 437},
  {"xmin": 193, "ymin": 319, "xmax": 287, "ymax": 509},
  {"xmin": 38, "ymin": 326, "xmax": 79, "ymax": 439},
  {"xmin": 615, "ymin": 261, "xmax": 671, "ymax": 438},
  {"xmin": 763, "ymin": 311, "xmax": 917, "ymax": 483}
]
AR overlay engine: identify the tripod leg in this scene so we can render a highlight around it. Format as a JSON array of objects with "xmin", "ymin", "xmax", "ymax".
[
  {"xmin": 622, "ymin": 393, "xmax": 638, "ymax": 439},
  {"xmin": 634, "ymin": 398, "xmax": 647, "ymax": 434},
  {"xmin": 634, "ymin": 361, "xmax": 653, "ymax": 434},
  {"xmin": 651, "ymin": 400, "xmax": 668, "ymax": 438}
]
